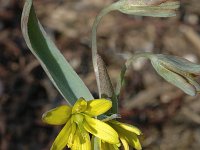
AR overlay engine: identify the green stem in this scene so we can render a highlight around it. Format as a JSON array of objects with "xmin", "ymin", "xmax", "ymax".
[
  {"xmin": 92, "ymin": 2, "xmax": 120, "ymax": 98},
  {"xmin": 91, "ymin": 1, "xmax": 153, "ymax": 115},
  {"xmin": 125, "ymin": 52, "xmax": 153, "ymax": 67},
  {"xmin": 116, "ymin": 52, "xmax": 153, "ymax": 96}
]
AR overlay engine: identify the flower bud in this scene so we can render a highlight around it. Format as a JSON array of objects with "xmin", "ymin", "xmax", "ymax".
[
  {"xmin": 117, "ymin": 0, "xmax": 180, "ymax": 17},
  {"xmin": 150, "ymin": 54, "xmax": 200, "ymax": 96}
]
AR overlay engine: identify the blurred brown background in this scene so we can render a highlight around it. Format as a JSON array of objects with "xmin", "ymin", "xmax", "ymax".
[{"xmin": 1, "ymin": 0, "xmax": 200, "ymax": 149}]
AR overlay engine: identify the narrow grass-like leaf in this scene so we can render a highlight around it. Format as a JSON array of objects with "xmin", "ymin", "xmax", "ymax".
[{"xmin": 21, "ymin": 0, "xmax": 93, "ymax": 105}]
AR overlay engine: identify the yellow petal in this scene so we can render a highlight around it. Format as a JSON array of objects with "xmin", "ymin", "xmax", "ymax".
[
  {"xmin": 51, "ymin": 119, "xmax": 72, "ymax": 150},
  {"xmin": 72, "ymin": 114, "xmax": 84, "ymax": 125},
  {"xmin": 72, "ymin": 98, "xmax": 87, "ymax": 114},
  {"xmin": 42, "ymin": 105, "xmax": 71, "ymax": 125},
  {"xmin": 119, "ymin": 130, "xmax": 141, "ymax": 150},
  {"xmin": 109, "ymin": 120, "xmax": 141, "ymax": 135},
  {"xmin": 67, "ymin": 123, "xmax": 77, "ymax": 148},
  {"xmin": 72, "ymin": 114, "xmax": 88, "ymax": 138},
  {"xmin": 81, "ymin": 132, "xmax": 91, "ymax": 150},
  {"xmin": 91, "ymin": 136, "xmax": 101, "ymax": 150},
  {"xmin": 127, "ymin": 134, "xmax": 142, "ymax": 150},
  {"xmin": 84, "ymin": 99, "xmax": 112, "ymax": 116},
  {"xmin": 100, "ymin": 141, "xmax": 119, "ymax": 150},
  {"xmin": 71, "ymin": 129, "xmax": 91, "ymax": 150},
  {"xmin": 83, "ymin": 115, "xmax": 119, "ymax": 144},
  {"xmin": 120, "ymin": 137, "xmax": 129, "ymax": 150},
  {"xmin": 108, "ymin": 143, "xmax": 119, "ymax": 150},
  {"xmin": 109, "ymin": 122, "xmax": 142, "ymax": 150},
  {"xmin": 100, "ymin": 141, "xmax": 110, "ymax": 150},
  {"xmin": 71, "ymin": 130, "xmax": 79, "ymax": 150}
]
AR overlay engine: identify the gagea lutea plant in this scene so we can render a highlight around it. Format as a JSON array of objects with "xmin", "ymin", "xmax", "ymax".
[{"xmin": 21, "ymin": 0, "xmax": 200, "ymax": 150}]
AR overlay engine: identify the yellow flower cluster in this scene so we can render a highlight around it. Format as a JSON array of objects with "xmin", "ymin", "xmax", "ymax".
[{"xmin": 42, "ymin": 98, "xmax": 142, "ymax": 150}]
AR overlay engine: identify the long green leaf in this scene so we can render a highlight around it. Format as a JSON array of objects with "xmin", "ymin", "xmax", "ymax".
[{"xmin": 21, "ymin": 0, "xmax": 93, "ymax": 105}]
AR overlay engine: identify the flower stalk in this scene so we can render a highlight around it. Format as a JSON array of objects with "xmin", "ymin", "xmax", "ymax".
[
  {"xmin": 92, "ymin": 2, "xmax": 120, "ymax": 98},
  {"xmin": 92, "ymin": 0, "xmax": 180, "ymax": 114}
]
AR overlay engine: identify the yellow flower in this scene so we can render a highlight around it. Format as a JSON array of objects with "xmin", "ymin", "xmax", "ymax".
[
  {"xmin": 99, "ymin": 120, "xmax": 142, "ymax": 150},
  {"xmin": 42, "ymin": 98, "xmax": 119, "ymax": 150}
]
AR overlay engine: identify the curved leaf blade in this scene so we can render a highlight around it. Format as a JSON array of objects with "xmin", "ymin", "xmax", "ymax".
[{"xmin": 21, "ymin": 0, "xmax": 93, "ymax": 104}]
